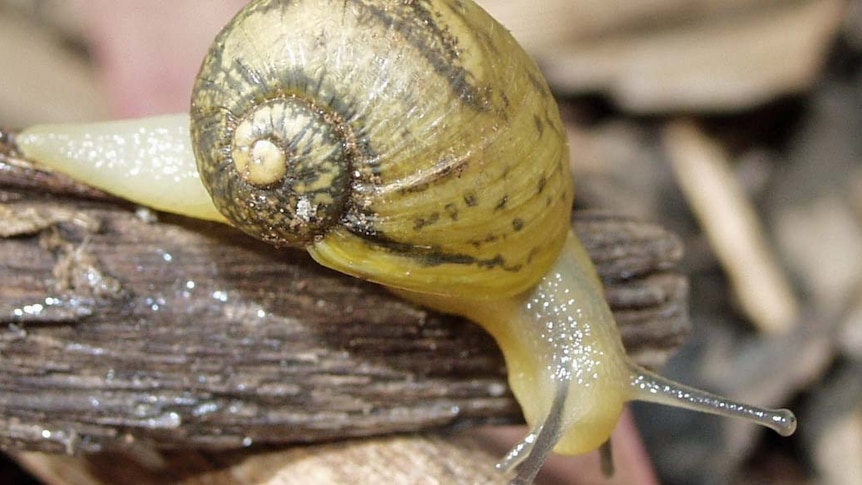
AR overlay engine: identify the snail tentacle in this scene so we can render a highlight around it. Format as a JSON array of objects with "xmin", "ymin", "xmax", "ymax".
[
  {"xmin": 628, "ymin": 365, "xmax": 798, "ymax": 436},
  {"xmin": 498, "ymin": 382, "xmax": 567, "ymax": 484}
]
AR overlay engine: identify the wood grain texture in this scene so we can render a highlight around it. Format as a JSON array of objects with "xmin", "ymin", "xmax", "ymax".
[
  {"xmin": 16, "ymin": 434, "xmax": 510, "ymax": 485},
  {"xmin": 0, "ymin": 143, "xmax": 688, "ymax": 455}
]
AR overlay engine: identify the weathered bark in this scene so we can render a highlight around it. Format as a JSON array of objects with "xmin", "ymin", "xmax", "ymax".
[
  {"xmin": 0, "ymin": 138, "xmax": 688, "ymax": 455},
  {"xmin": 16, "ymin": 434, "xmax": 510, "ymax": 485},
  {"xmin": 14, "ymin": 423, "xmax": 650, "ymax": 485}
]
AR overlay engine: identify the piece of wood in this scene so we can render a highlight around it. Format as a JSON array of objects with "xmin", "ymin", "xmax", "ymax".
[
  {"xmin": 0, "ymin": 136, "xmax": 688, "ymax": 455},
  {"xmin": 663, "ymin": 119, "xmax": 798, "ymax": 333},
  {"xmin": 15, "ymin": 434, "xmax": 509, "ymax": 485},
  {"xmin": 15, "ymin": 418, "xmax": 652, "ymax": 485}
]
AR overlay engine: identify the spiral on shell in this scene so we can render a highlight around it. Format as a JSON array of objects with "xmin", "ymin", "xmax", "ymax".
[
  {"xmin": 193, "ymin": 91, "xmax": 356, "ymax": 247},
  {"xmin": 190, "ymin": 0, "xmax": 573, "ymax": 299}
]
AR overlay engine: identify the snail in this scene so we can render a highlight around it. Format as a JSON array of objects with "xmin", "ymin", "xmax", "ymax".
[{"xmin": 15, "ymin": 0, "xmax": 796, "ymax": 483}]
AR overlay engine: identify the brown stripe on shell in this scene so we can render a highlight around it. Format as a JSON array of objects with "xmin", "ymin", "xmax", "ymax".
[
  {"xmin": 343, "ymin": 226, "xmax": 526, "ymax": 271},
  {"xmin": 356, "ymin": 0, "xmax": 487, "ymax": 109}
]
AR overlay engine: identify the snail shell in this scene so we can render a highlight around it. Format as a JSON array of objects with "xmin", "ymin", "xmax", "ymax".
[{"xmin": 191, "ymin": 0, "xmax": 573, "ymax": 300}]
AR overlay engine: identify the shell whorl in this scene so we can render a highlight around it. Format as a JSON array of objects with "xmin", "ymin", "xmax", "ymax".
[
  {"xmin": 191, "ymin": 0, "xmax": 368, "ymax": 248},
  {"xmin": 194, "ymin": 91, "xmax": 356, "ymax": 247},
  {"xmin": 190, "ymin": 0, "xmax": 573, "ymax": 298}
]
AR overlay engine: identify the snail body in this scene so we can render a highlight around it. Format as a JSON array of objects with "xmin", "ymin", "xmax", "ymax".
[{"xmin": 17, "ymin": 0, "xmax": 796, "ymax": 482}]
